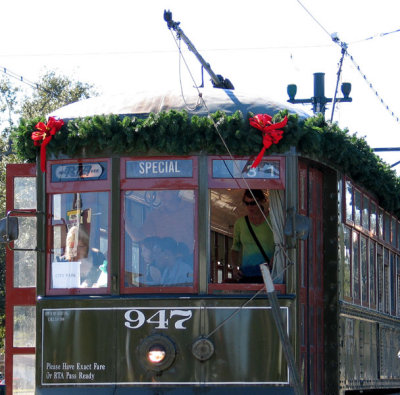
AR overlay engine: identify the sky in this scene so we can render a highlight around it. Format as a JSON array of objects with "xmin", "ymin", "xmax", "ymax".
[{"xmin": 1, "ymin": 0, "xmax": 400, "ymax": 170}]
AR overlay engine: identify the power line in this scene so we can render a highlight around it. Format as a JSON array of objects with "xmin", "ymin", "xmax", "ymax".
[
  {"xmin": 0, "ymin": 66, "xmax": 39, "ymax": 90},
  {"xmin": 350, "ymin": 27, "xmax": 400, "ymax": 44},
  {"xmin": 297, "ymin": 0, "xmax": 400, "ymax": 125},
  {"xmin": 345, "ymin": 51, "xmax": 400, "ymax": 123},
  {"xmin": 0, "ymin": 66, "xmax": 52, "ymax": 95}
]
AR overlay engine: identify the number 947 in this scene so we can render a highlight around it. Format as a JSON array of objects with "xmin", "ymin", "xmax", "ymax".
[{"xmin": 124, "ymin": 309, "xmax": 192, "ymax": 330}]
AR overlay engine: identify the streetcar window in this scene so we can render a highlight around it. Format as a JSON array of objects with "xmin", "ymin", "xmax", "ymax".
[
  {"xmin": 352, "ymin": 231, "xmax": 360, "ymax": 301},
  {"xmin": 123, "ymin": 190, "xmax": 195, "ymax": 288},
  {"xmin": 13, "ymin": 306, "xmax": 35, "ymax": 348},
  {"xmin": 370, "ymin": 202, "xmax": 377, "ymax": 235},
  {"xmin": 384, "ymin": 212, "xmax": 391, "ymax": 243},
  {"xmin": 210, "ymin": 188, "xmax": 283, "ymax": 285},
  {"xmin": 50, "ymin": 192, "xmax": 109, "ymax": 289},
  {"xmin": 392, "ymin": 217, "xmax": 397, "ymax": 247},
  {"xmin": 362, "ymin": 195, "xmax": 369, "ymax": 230},
  {"xmin": 354, "ymin": 189, "xmax": 361, "ymax": 226},
  {"xmin": 369, "ymin": 240, "xmax": 376, "ymax": 308},
  {"xmin": 397, "ymin": 255, "xmax": 400, "ymax": 316},
  {"xmin": 343, "ymin": 226, "xmax": 351, "ymax": 299},
  {"xmin": 361, "ymin": 235, "xmax": 368, "ymax": 306},
  {"xmin": 345, "ymin": 181, "xmax": 353, "ymax": 223},
  {"xmin": 398, "ymin": 220, "xmax": 400, "ymax": 249}
]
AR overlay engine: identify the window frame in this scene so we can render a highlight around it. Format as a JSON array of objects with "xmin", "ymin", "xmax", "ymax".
[
  {"xmin": 207, "ymin": 155, "xmax": 286, "ymax": 293},
  {"xmin": 120, "ymin": 156, "xmax": 199, "ymax": 294},
  {"xmin": 45, "ymin": 158, "xmax": 112, "ymax": 296}
]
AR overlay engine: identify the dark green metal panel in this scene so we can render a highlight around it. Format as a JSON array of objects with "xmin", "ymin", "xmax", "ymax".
[
  {"xmin": 38, "ymin": 297, "xmax": 293, "ymax": 389},
  {"xmin": 36, "ymin": 385, "xmax": 296, "ymax": 394}
]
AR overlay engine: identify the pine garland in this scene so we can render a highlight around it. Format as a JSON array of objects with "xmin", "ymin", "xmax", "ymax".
[{"xmin": 10, "ymin": 109, "xmax": 400, "ymax": 218}]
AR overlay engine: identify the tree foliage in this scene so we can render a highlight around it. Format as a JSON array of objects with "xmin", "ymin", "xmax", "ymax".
[{"xmin": 20, "ymin": 71, "xmax": 96, "ymax": 119}]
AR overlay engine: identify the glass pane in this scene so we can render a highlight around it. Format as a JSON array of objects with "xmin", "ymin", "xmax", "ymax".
[
  {"xmin": 13, "ymin": 354, "xmax": 35, "ymax": 394},
  {"xmin": 352, "ymin": 231, "xmax": 360, "ymax": 300},
  {"xmin": 397, "ymin": 256, "xmax": 400, "ymax": 316},
  {"xmin": 392, "ymin": 217, "xmax": 397, "ymax": 247},
  {"xmin": 14, "ymin": 177, "xmax": 36, "ymax": 209},
  {"xmin": 345, "ymin": 182, "xmax": 353, "ymax": 222},
  {"xmin": 377, "ymin": 245, "xmax": 383, "ymax": 312},
  {"xmin": 13, "ymin": 306, "xmax": 35, "ymax": 347},
  {"xmin": 361, "ymin": 236, "xmax": 368, "ymax": 305},
  {"xmin": 50, "ymin": 192, "xmax": 109, "ymax": 289},
  {"xmin": 384, "ymin": 213, "xmax": 390, "ymax": 242},
  {"xmin": 14, "ymin": 217, "xmax": 37, "ymax": 288},
  {"xmin": 362, "ymin": 196, "xmax": 369, "ymax": 230},
  {"xmin": 378, "ymin": 210, "xmax": 383, "ymax": 239},
  {"xmin": 370, "ymin": 202, "xmax": 377, "ymax": 235},
  {"xmin": 343, "ymin": 227, "xmax": 351, "ymax": 298},
  {"xmin": 384, "ymin": 249, "xmax": 390, "ymax": 314},
  {"xmin": 124, "ymin": 190, "xmax": 194, "ymax": 287},
  {"xmin": 354, "ymin": 189, "xmax": 361, "ymax": 226},
  {"xmin": 369, "ymin": 241, "xmax": 376, "ymax": 306}
]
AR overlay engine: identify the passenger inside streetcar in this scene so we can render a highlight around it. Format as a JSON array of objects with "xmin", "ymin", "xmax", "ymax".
[
  {"xmin": 56, "ymin": 225, "xmax": 107, "ymax": 288},
  {"xmin": 124, "ymin": 190, "xmax": 195, "ymax": 287},
  {"xmin": 231, "ymin": 189, "xmax": 274, "ymax": 283},
  {"xmin": 210, "ymin": 188, "xmax": 282, "ymax": 284}
]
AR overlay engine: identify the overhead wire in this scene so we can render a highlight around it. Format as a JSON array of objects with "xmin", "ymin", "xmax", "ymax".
[
  {"xmin": 296, "ymin": 0, "xmax": 400, "ymax": 125},
  {"xmin": 350, "ymin": 27, "xmax": 400, "ymax": 44},
  {"xmin": 0, "ymin": 66, "xmax": 53, "ymax": 95}
]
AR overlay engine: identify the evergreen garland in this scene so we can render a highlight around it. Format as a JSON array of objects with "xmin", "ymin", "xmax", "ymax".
[{"xmin": 10, "ymin": 109, "xmax": 400, "ymax": 218}]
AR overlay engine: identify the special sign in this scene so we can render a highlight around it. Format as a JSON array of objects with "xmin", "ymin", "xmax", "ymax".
[{"xmin": 126, "ymin": 159, "xmax": 193, "ymax": 178}]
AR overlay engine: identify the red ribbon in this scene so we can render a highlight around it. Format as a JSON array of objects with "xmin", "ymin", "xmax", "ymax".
[
  {"xmin": 249, "ymin": 114, "xmax": 288, "ymax": 168},
  {"xmin": 31, "ymin": 117, "xmax": 64, "ymax": 172}
]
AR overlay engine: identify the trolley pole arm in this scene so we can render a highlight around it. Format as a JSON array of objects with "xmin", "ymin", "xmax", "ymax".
[
  {"xmin": 164, "ymin": 10, "xmax": 234, "ymax": 89},
  {"xmin": 260, "ymin": 263, "xmax": 304, "ymax": 395}
]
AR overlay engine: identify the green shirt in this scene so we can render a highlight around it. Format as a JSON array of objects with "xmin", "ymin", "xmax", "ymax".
[{"xmin": 231, "ymin": 216, "xmax": 274, "ymax": 277}]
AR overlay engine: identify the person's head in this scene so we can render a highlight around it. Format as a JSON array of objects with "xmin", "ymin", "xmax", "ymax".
[
  {"xmin": 242, "ymin": 189, "xmax": 267, "ymax": 212},
  {"xmin": 65, "ymin": 226, "xmax": 89, "ymax": 261},
  {"xmin": 141, "ymin": 237, "xmax": 159, "ymax": 264},
  {"xmin": 153, "ymin": 237, "xmax": 177, "ymax": 267}
]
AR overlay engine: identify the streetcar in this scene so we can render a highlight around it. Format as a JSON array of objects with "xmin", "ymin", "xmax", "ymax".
[{"xmin": 3, "ymin": 86, "xmax": 400, "ymax": 395}]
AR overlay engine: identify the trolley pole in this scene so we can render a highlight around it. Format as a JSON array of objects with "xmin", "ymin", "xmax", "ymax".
[{"xmin": 260, "ymin": 264, "xmax": 304, "ymax": 395}]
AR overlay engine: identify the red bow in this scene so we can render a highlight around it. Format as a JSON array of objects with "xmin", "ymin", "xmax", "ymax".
[
  {"xmin": 31, "ymin": 117, "xmax": 64, "ymax": 172},
  {"xmin": 249, "ymin": 114, "xmax": 287, "ymax": 168}
]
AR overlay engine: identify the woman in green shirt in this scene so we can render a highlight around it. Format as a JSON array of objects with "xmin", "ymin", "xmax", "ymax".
[{"xmin": 231, "ymin": 189, "xmax": 274, "ymax": 283}]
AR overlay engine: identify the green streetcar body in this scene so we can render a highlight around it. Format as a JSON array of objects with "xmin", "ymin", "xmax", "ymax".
[{"xmin": 4, "ymin": 88, "xmax": 400, "ymax": 394}]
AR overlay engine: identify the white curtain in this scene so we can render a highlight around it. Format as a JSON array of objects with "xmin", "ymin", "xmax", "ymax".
[{"xmin": 269, "ymin": 189, "xmax": 285, "ymax": 283}]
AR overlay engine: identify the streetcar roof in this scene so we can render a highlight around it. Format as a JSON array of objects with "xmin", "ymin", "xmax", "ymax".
[{"xmin": 50, "ymin": 88, "xmax": 310, "ymax": 120}]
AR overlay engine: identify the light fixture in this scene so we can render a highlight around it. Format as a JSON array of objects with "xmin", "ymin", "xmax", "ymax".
[
  {"xmin": 139, "ymin": 334, "xmax": 176, "ymax": 372},
  {"xmin": 287, "ymin": 84, "xmax": 297, "ymax": 101},
  {"xmin": 147, "ymin": 345, "xmax": 166, "ymax": 364},
  {"xmin": 341, "ymin": 82, "xmax": 352, "ymax": 98}
]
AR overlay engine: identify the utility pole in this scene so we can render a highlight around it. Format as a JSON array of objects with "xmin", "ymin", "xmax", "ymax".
[{"xmin": 287, "ymin": 72, "xmax": 352, "ymax": 117}]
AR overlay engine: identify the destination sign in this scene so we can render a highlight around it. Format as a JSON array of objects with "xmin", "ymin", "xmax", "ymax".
[
  {"xmin": 212, "ymin": 159, "xmax": 280, "ymax": 179},
  {"xmin": 51, "ymin": 162, "xmax": 107, "ymax": 182},
  {"xmin": 126, "ymin": 159, "xmax": 193, "ymax": 178}
]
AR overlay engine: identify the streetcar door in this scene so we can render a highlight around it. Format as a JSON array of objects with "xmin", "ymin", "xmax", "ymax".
[
  {"xmin": 298, "ymin": 162, "xmax": 324, "ymax": 394},
  {"xmin": 4, "ymin": 163, "xmax": 37, "ymax": 395}
]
